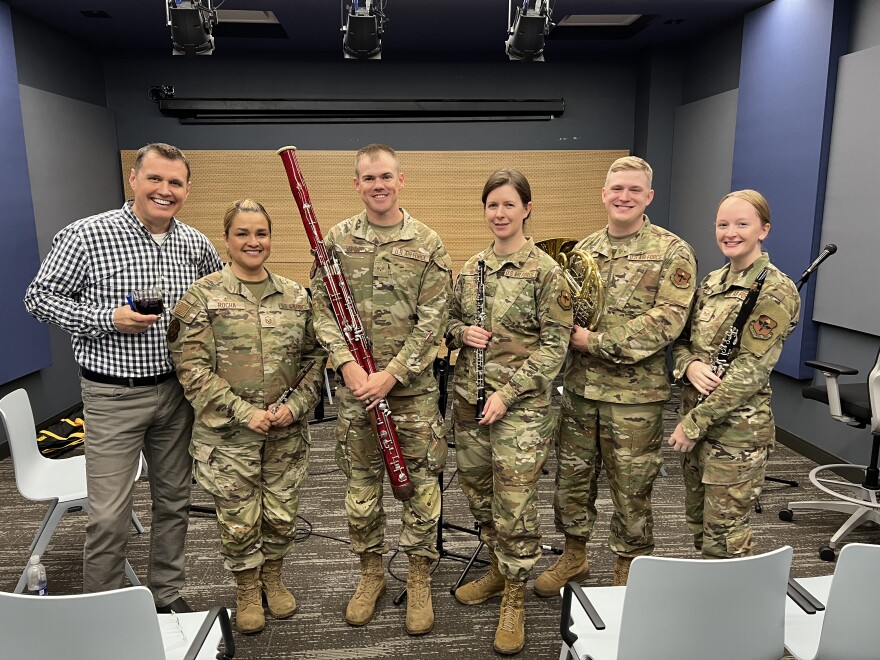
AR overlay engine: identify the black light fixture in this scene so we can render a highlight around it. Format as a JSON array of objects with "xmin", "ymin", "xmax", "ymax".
[
  {"xmin": 506, "ymin": 0, "xmax": 553, "ymax": 61},
  {"xmin": 166, "ymin": 0, "xmax": 217, "ymax": 56},
  {"xmin": 342, "ymin": 0, "xmax": 386, "ymax": 60}
]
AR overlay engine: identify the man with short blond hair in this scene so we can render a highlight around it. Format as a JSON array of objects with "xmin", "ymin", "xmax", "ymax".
[{"xmin": 536, "ymin": 156, "xmax": 698, "ymax": 592}]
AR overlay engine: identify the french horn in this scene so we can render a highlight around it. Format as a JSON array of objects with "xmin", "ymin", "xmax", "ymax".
[{"xmin": 536, "ymin": 238, "xmax": 605, "ymax": 331}]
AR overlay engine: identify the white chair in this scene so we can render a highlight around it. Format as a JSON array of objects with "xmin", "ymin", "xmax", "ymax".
[
  {"xmin": 559, "ymin": 546, "xmax": 793, "ymax": 660},
  {"xmin": 0, "ymin": 586, "xmax": 234, "ymax": 660},
  {"xmin": 779, "ymin": 349, "xmax": 880, "ymax": 561},
  {"xmin": 784, "ymin": 542, "xmax": 880, "ymax": 660},
  {"xmin": 0, "ymin": 388, "xmax": 143, "ymax": 593}
]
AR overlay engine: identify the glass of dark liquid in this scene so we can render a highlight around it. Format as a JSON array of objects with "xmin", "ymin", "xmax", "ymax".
[{"xmin": 131, "ymin": 288, "xmax": 164, "ymax": 315}]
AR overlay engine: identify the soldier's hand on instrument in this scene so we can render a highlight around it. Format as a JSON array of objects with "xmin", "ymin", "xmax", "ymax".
[
  {"xmin": 340, "ymin": 361, "xmax": 369, "ymax": 392},
  {"xmin": 247, "ymin": 409, "xmax": 273, "ymax": 435},
  {"xmin": 569, "ymin": 325, "xmax": 592, "ymax": 353},
  {"xmin": 463, "ymin": 325, "xmax": 492, "ymax": 349},
  {"xmin": 268, "ymin": 405, "xmax": 294, "ymax": 428},
  {"xmin": 113, "ymin": 305, "xmax": 159, "ymax": 334},
  {"xmin": 355, "ymin": 371, "xmax": 397, "ymax": 411},
  {"xmin": 668, "ymin": 423, "xmax": 697, "ymax": 453},
  {"xmin": 478, "ymin": 393, "xmax": 508, "ymax": 426},
  {"xmin": 685, "ymin": 360, "xmax": 722, "ymax": 397}
]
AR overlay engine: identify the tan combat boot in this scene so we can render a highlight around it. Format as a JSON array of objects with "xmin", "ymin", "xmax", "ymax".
[
  {"xmin": 405, "ymin": 555, "xmax": 434, "ymax": 635},
  {"xmin": 261, "ymin": 558, "xmax": 297, "ymax": 619},
  {"xmin": 454, "ymin": 551, "xmax": 504, "ymax": 605},
  {"xmin": 533, "ymin": 536, "xmax": 590, "ymax": 597},
  {"xmin": 234, "ymin": 567, "xmax": 265, "ymax": 634},
  {"xmin": 612, "ymin": 556, "xmax": 633, "ymax": 586},
  {"xmin": 345, "ymin": 553, "xmax": 386, "ymax": 626},
  {"xmin": 493, "ymin": 579, "xmax": 527, "ymax": 655}
]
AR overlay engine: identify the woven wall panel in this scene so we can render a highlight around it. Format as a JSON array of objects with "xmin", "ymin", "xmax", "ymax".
[{"xmin": 121, "ymin": 149, "xmax": 627, "ymax": 284}]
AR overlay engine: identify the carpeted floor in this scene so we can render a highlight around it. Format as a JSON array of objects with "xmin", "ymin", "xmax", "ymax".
[{"xmin": 1, "ymin": 382, "xmax": 877, "ymax": 659}]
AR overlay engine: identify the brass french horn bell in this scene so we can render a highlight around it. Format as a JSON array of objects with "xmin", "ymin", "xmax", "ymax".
[{"xmin": 535, "ymin": 238, "xmax": 606, "ymax": 331}]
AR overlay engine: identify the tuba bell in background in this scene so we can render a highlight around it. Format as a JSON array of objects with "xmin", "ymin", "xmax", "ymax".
[{"xmin": 536, "ymin": 238, "xmax": 605, "ymax": 331}]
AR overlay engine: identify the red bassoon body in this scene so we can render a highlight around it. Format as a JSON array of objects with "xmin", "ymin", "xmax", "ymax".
[{"xmin": 278, "ymin": 146, "xmax": 415, "ymax": 501}]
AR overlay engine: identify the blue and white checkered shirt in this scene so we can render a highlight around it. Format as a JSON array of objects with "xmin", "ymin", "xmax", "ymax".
[{"xmin": 24, "ymin": 202, "xmax": 223, "ymax": 378}]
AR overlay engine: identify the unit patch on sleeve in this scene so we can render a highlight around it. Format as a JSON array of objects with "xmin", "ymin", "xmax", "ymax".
[{"xmin": 749, "ymin": 314, "xmax": 778, "ymax": 340}]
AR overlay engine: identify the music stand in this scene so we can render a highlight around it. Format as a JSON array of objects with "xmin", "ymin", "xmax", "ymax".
[{"xmin": 393, "ymin": 355, "xmax": 487, "ymax": 605}]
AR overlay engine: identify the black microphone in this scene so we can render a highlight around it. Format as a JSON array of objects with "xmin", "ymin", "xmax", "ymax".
[{"xmin": 800, "ymin": 243, "xmax": 837, "ymax": 283}]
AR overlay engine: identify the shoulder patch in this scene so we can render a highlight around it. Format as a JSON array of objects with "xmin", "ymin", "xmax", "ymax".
[
  {"xmin": 392, "ymin": 247, "xmax": 430, "ymax": 262},
  {"xmin": 749, "ymin": 314, "xmax": 778, "ymax": 340},
  {"xmin": 671, "ymin": 268, "xmax": 692, "ymax": 289},
  {"xmin": 628, "ymin": 253, "xmax": 664, "ymax": 262},
  {"xmin": 558, "ymin": 289, "xmax": 573, "ymax": 311},
  {"xmin": 172, "ymin": 300, "xmax": 194, "ymax": 319},
  {"xmin": 166, "ymin": 319, "xmax": 181, "ymax": 343},
  {"xmin": 502, "ymin": 269, "xmax": 539, "ymax": 279}
]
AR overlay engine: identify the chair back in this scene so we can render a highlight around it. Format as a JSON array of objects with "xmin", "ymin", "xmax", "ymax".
[
  {"xmin": 0, "ymin": 586, "xmax": 166, "ymax": 659},
  {"xmin": 814, "ymin": 542, "xmax": 880, "ymax": 658},
  {"xmin": 869, "ymin": 348, "xmax": 879, "ymax": 435},
  {"xmin": 616, "ymin": 546, "xmax": 793, "ymax": 660},
  {"xmin": 0, "ymin": 389, "xmax": 58, "ymax": 500}
]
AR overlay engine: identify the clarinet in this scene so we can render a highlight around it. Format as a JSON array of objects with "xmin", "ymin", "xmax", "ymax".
[
  {"xmin": 277, "ymin": 147, "xmax": 415, "ymax": 502},
  {"xmin": 695, "ymin": 268, "xmax": 768, "ymax": 406},
  {"xmin": 474, "ymin": 259, "xmax": 487, "ymax": 421}
]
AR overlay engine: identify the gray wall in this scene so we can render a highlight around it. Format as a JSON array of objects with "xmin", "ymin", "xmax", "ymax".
[
  {"xmin": 0, "ymin": 10, "xmax": 119, "ymax": 433},
  {"xmin": 103, "ymin": 56, "xmax": 639, "ymax": 152}
]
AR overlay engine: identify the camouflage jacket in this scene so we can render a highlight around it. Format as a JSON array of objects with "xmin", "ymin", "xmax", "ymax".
[
  {"xmin": 447, "ymin": 238, "xmax": 572, "ymax": 409},
  {"xmin": 672, "ymin": 253, "xmax": 800, "ymax": 446},
  {"xmin": 563, "ymin": 216, "xmax": 698, "ymax": 404},
  {"xmin": 311, "ymin": 209, "xmax": 453, "ymax": 396},
  {"xmin": 168, "ymin": 264, "xmax": 327, "ymax": 446}
]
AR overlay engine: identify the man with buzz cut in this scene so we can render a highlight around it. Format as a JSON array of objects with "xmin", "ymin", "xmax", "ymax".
[
  {"xmin": 310, "ymin": 143, "xmax": 452, "ymax": 636},
  {"xmin": 535, "ymin": 156, "xmax": 698, "ymax": 592},
  {"xmin": 25, "ymin": 143, "xmax": 223, "ymax": 612}
]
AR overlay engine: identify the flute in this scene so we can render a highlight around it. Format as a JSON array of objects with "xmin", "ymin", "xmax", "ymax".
[
  {"xmin": 474, "ymin": 259, "xmax": 487, "ymax": 421},
  {"xmin": 277, "ymin": 146, "xmax": 415, "ymax": 502}
]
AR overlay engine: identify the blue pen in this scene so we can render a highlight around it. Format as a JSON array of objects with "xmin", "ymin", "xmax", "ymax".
[{"xmin": 126, "ymin": 295, "xmax": 136, "ymax": 311}]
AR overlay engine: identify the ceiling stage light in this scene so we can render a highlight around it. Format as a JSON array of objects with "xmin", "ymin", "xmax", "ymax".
[
  {"xmin": 506, "ymin": 0, "xmax": 553, "ymax": 61},
  {"xmin": 342, "ymin": 0, "xmax": 386, "ymax": 60},
  {"xmin": 167, "ymin": 0, "xmax": 217, "ymax": 56}
]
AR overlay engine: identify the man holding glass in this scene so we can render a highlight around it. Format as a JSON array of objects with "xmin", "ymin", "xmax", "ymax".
[{"xmin": 24, "ymin": 143, "xmax": 222, "ymax": 612}]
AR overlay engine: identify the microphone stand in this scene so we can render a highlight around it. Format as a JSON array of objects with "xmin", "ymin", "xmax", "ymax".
[{"xmin": 756, "ymin": 261, "xmax": 828, "ymax": 512}]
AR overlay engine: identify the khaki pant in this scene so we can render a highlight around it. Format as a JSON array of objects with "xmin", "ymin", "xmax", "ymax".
[
  {"xmin": 553, "ymin": 389, "xmax": 664, "ymax": 556},
  {"xmin": 81, "ymin": 377, "xmax": 193, "ymax": 606}
]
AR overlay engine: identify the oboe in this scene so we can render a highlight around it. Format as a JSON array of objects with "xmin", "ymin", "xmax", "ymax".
[
  {"xmin": 277, "ymin": 146, "xmax": 415, "ymax": 502},
  {"xmin": 474, "ymin": 259, "xmax": 487, "ymax": 421}
]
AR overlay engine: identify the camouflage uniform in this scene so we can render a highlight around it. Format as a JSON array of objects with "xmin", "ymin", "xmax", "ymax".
[
  {"xmin": 447, "ymin": 239, "xmax": 572, "ymax": 581},
  {"xmin": 555, "ymin": 216, "xmax": 697, "ymax": 557},
  {"xmin": 311, "ymin": 210, "xmax": 452, "ymax": 559},
  {"xmin": 672, "ymin": 253, "xmax": 799, "ymax": 558},
  {"xmin": 169, "ymin": 264, "xmax": 327, "ymax": 572}
]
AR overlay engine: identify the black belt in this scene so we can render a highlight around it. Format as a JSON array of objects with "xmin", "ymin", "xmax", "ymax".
[{"xmin": 81, "ymin": 368, "xmax": 175, "ymax": 388}]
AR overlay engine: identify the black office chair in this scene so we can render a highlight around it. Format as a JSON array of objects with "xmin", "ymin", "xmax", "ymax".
[{"xmin": 779, "ymin": 348, "xmax": 880, "ymax": 561}]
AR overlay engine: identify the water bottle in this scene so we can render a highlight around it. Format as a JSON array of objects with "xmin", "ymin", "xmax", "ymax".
[{"xmin": 25, "ymin": 555, "xmax": 48, "ymax": 596}]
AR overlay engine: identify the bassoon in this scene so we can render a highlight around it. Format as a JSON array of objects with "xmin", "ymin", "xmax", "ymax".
[
  {"xmin": 278, "ymin": 146, "xmax": 415, "ymax": 501},
  {"xmin": 474, "ymin": 259, "xmax": 487, "ymax": 421}
]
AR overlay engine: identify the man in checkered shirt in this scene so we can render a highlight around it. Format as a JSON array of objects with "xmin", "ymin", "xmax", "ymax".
[{"xmin": 24, "ymin": 143, "xmax": 222, "ymax": 613}]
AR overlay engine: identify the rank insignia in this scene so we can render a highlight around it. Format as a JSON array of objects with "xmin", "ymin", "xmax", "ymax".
[{"xmin": 749, "ymin": 314, "xmax": 778, "ymax": 340}]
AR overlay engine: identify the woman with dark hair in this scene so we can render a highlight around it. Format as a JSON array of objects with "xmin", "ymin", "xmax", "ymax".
[
  {"xmin": 169, "ymin": 199, "xmax": 326, "ymax": 633},
  {"xmin": 446, "ymin": 169, "xmax": 571, "ymax": 655},
  {"xmin": 669, "ymin": 189, "xmax": 799, "ymax": 559}
]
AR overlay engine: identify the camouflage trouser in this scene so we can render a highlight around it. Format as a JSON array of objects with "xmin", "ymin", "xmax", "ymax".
[
  {"xmin": 335, "ymin": 389, "xmax": 447, "ymax": 560},
  {"xmin": 453, "ymin": 395, "xmax": 554, "ymax": 582},
  {"xmin": 191, "ymin": 425, "xmax": 310, "ymax": 572},
  {"xmin": 553, "ymin": 389, "xmax": 664, "ymax": 557},
  {"xmin": 682, "ymin": 440, "xmax": 769, "ymax": 559}
]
